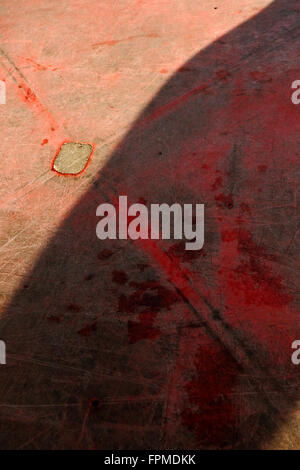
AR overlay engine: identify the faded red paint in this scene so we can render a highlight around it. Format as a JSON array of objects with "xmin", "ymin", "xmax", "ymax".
[
  {"xmin": 51, "ymin": 141, "xmax": 95, "ymax": 176},
  {"xmin": 0, "ymin": 0, "xmax": 299, "ymax": 451}
]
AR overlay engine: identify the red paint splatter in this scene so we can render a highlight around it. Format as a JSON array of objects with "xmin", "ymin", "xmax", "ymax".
[
  {"xmin": 215, "ymin": 193, "xmax": 234, "ymax": 208},
  {"xmin": 128, "ymin": 311, "xmax": 160, "ymax": 343},
  {"xmin": 118, "ymin": 280, "xmax": 178, "ymax": 343},
  {"xmin": 112, "ymin": 270, "xmax": 128, "ymax": 284},
  {"xmin": 51, "ymin": 141, "xmax": 95, "ymax": 176}
]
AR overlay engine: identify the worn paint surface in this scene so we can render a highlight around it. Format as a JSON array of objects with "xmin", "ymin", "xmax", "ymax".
[
  {"xmin": 0, "ymin": 0, "xmax": 299, "ymax": 450},
  {"xmin": 52, "ymin": 142, "xmax": 93, "ymax": 175}
]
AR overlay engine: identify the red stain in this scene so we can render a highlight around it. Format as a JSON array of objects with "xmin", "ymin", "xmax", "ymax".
[
  {"xmin": 128, "ymin": 311, "xmax": 160, "ymax": 343},
  {"xmin": 216, "ymin": 69, "xmax": 231, "ymax": 81},
  {"xmin": 249, "ymin": 70, "xmax": 273, "ymax": 83},
  {"xmin": 66, "ymin": 303, "xmax": 82, "ymax": 313},
  {"xmin": 123, "ymin": 280, "xmax": 178, "ymax": 313},
  {"xmin": 118, "ymin": 280, "xmax": 178, "ymax": 343},
  {"xmin": 22, "ymin": 57, "xmax": 57, "ymax": 72},
  {"xmin": 78, "ymin": 322, "xmax": 97, "ymax": 337},
  {"xmin": 211, "ymin": 176, "xmax": 223, "ymax": 190},
  {"xmin": 138, "ymin": 83, "xmax": 211, "ymax": 128},
  {"xmin": 178, "ymin": 66, "xmax": 196, "ymax": 73},
  {"xmin": 92, "ymin": 33, "xmax": 159, "ymax": 49},
  {"xmin": 24, "ymin": 87, "xmax": 37, "ymax": 103},
  {"xmin": 51, "ymin": 141, "xmax": 95, "ymax": 176},
  {"xmin": 182, "ymin": 341, "xmax": 240, "ymax": 448},
  {"xmin": 97, "ymin": 249, "xmax": 114, "ymax": 260},
  {"xmin": 1, "ymin": 0, "xmax": 299, "ymax": 450},
  {"xmin": 47, "ymin": 315, "xmax": 64, "ymax": 323},
  {"xmin": 227, "ymin": 229, "xmax": 292, "ymax": 308},
  {"xmin": 16, "ymin": 81, "xmax": 59, "ymax": 131},
  {"xmin": 89, "ymin": 398, "xmax": 101, "ymax": 410},
  {"xmin": 215, "ymin": 192, "xmax": 234, "ymax": 208},
  {"xmin": 240, "ymin": 202, "xmax": 251, "ymax": 214},
  {"xmin": 167, "ymin": 240, "xmax": 206, "ymax": 263},
  {"xmin": 257, "ymin": 164, "xmax": 268, "ymax": 173}
]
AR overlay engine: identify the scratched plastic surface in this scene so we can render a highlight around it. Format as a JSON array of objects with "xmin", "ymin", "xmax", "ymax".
[{"xmin": 0, "ymin": 0, "xmax": 299, "ymax": 450}]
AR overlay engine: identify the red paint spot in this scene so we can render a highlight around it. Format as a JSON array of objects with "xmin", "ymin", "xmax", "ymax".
[
  {"xmin": 178, "ymin": 66, "xmax": 195, "ymax": 72},
  {"xmin": 240, "ymin": 202, "xmax": 251, "ymax": 214},
  {"xmin": 228, "ymin": 229, "xmax": 292, "ymax": 308},
  {"xmin": 41, "ymin": 138, "xmax": 48, "ymax": 145},
  {"xmin": 47, "ymin": 315, "xmax": 63, "ymax": 323},
  {"xmin": 257, "ymin": 164, "xmax": 268, "ymax": 173},
  {"xmin": 118, "ymin": 280, "xmax": 178, "ymax": 343},
  {"xmin": 183, "ymin": 341, "xmax": 240, "ymax": 448},
  {"xmin": 211, "ymin": 176, "xmax": 223, "ymax": 190},
  {"xmin": 168, "ymin": 240, "xmax": 206, "ymax": 262},
  {"xmin": 221, "ymin": 229, "xmax": 239, "ymax": 242},
  {"xmin": 216, "ymin": 70, "xmax": 231, "ymax": 81},
  {"xmin": 250, "ymin": 71, "xmax": 273, "ymax": 84},
  {"xmin": 67, "ymin": 303, "xmax": 82, "ymax": 313},
  {"xmin": 92, "ymin": 33, "xmax": 159, "ymax": 49},
  {"xmin": 24, "ymin": 87, "xmax": 37, "ymax": 103},
  {"xmin": 215, "ymin": 193, "xmax": 234, "ymax": 208},
  {"xmin": 137, "ymin": 263, "xmax": 148, "ymax": 271},
  {"xmin": 97, "ymin": 249, "xmax": 114, "ymax": 260},
  {"xmin": 23, "ymin": 57, "xmax": 53, "ymax": 71},
  {"xmin": 51, "ymin": 141, "xmax": 95, "ymax": 177},
  {"xmin": 128, "ymin": 311, "xmax": 160, "ymax": 343},
  {"xmin": 138, "ymin": 83, "xmax": 210, "ymax": 128}
]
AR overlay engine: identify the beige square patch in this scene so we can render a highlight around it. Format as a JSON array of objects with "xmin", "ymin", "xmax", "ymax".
[{"xmin": 52, "ymin": 142, "xmax": 93, "ymax": 175}]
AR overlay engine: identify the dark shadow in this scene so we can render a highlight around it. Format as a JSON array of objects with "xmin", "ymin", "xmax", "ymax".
[{"xmin": 0, "ymin": 0, "xmax": 299, "ymax": 449}]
